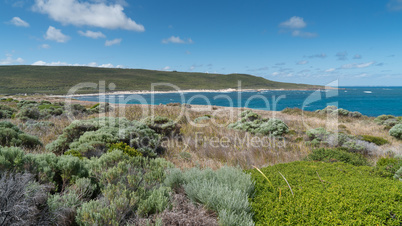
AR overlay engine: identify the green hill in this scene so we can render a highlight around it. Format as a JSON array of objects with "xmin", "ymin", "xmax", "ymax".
[{"xmin": 0, "ymin": 65, "xmax": 322, "ymax": 95}]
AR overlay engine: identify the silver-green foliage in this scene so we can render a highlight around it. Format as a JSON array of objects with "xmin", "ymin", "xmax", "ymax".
[
  {"xmin": 46, "ymin": 117, "xmax": 163, "ymax": 157},
  {"xmin": 76, "ymin": 151, "xmax": 174, "ymax": 225},
  {"xmin": 164, "ymin": 166, "xmax": 255, "ymax": 226},
  {"xmin": 228, "ymin": 110, "xmax": 288, "ymax": 136},
  {"xmin": 389, "ymin": 124, "xmax": 402, "ymax": 139},
  {"xmin": 0, "ymin": 121, "xmax": 42, "ymax": 148}
]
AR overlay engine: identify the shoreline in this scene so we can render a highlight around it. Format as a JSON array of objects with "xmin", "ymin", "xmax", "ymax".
[{"xmin": 51, "ymin": 87, "xmax": 334, "ymax": 98}]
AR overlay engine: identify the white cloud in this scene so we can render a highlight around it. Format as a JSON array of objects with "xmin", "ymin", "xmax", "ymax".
[
  {"xmin": 44, "ymin": 26, "xmax": 70, "ymax": 43},
  {"xmin": 336, "ymin": 51, "xmax": 348, "ymax": 60},
  {"xmin": 353, "ymin": 54, "xmax": 362, "ymax": 59},
  {"xmin": 307, "ymin": 53, "xmax": 326, "ymax": 59},
  {"xmin": 279, "ymin": 16, "xmax": 306, "ymax": 29},
  {"xmin": 325, "ymin": 68, "xmax": 336, "ymax": 72},
  {"xmin": 162, "ymin": 36, "xmax": 193, "ymax": 44},
  {"xmin": 341, "ymin": 61, "xmax": 375, "ymax": 69},
  {"xmin": 32, "ymin": 60, "xmax": 124, "ymax": 68},
  {"xmin": 162, "ymin": 66, "xmax": 171, "ymax": 71},
  {"xmin": 292, "ymin": 30, "xmax": 317, "ymax": 38},
  {"xmin": 105, "ymin": 38, "xmax": 122, "ymax": 46},
  {"xmin": 40, "ymin": 44, "xmax": 50, "ymax": 49},
  {"xmin": 78, "ymin": 30, "xmax": 106, "ymax": 39},
  {"xmin": 387, "ymin": 0, "xmax": 402, "ymax": 11},
  {"xmin": 355, "ymin": 73, "xmax": 369, "ymax": 78},
  {"xmin": 33, "ymin": 0, "xmax": 144, "ymax": 31},
  {"xmin": 297, "ymin": 60, "xmax": 308, "ymax": 65},
  {"xmin": 0, "ymin": 54, "xmax": 24, "ymax": 65},
  {"xmin": 9, "ymin": 17, "xmax": 29, "ymax": 27}
]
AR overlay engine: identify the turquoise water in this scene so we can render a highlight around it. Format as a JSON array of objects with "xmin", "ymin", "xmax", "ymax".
[{"xmin": 74, "ymin": 87, "xmax": 402, "ymax": 117}]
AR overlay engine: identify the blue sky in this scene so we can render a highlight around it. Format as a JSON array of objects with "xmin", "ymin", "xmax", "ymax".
[{"xmin": 1, "ymin": 0, "xmax": 402, "ymax": 86}]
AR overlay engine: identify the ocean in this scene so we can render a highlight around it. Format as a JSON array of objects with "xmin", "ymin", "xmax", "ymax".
[{"xmin": 73, "ymin": 87, "xmax": 402, "ymax": 117}]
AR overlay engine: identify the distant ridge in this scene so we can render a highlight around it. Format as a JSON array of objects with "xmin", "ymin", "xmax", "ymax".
[{"xmin": 0, "ymin": 65, "xmax": 322, "ymax": 95}]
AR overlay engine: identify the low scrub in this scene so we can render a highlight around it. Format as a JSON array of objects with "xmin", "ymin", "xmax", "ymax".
[
  {"xmin": 164, "ymin": 166, "xmax": 255, "ymax": 226},
  {"xmin": 374, "ymin": 156, "xmax": 402, "ymax": 178},
  {"xmin": 0, "ymin": 121, "xmax": 42, "ymax": 148},
  {"xmin": 250, "ymin": 161, "xmax": 402, "ymax": 225},
  {"xmin": 228, "ymin": 110, "xmax": 289, "ymax": 136},
  {"xmin": 316, "ymin": 106, "xmax": 363, "ymax": 118},
  {"xmin": 305, "ymin": 148, "xmax": 368, "ymax": 166},
  {"xmin": 390, "ymin": 124, "xmax": 402, "ymax": 139},
  {"xmin": 46, "ymin": 117, "xmax": 164, "ymax": 157},
  {"xmin": 360, "ymin": 135, "xmax": 389, "ymax": 146}
]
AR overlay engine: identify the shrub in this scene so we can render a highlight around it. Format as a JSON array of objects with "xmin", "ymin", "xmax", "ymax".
[
  {"xmin": 0, "ymin": 172, "xmax": 49, "ymax": 225},
  {"xmin": 64, "ymin": 149, "xmax": 84, "ymax": 159},
  {"xmin": 305, "ymin": 148, "xmax": 368, "ymax": 166},
  {"xmin": 0, "ymin": 146, "xmax": 26, "ymax": 171},
  {"xmin": 0, "ymin": 104, "xmax": 17, "ymax": 119},
  {"xmin": 394, "ymin": 167, "xmax": 402, "ymax": 181},
  {"xmin": 375, "ymin": 115, "xmax": 396, "ymax": 125},
  {"xmin": 389, "ymin": 124, "xmax": 402, "ymax": 139},
  {"xmin": 164, "ymin": 166, "xmax": 255, "ymax": 226},
  {"xmin": 47, "ymin": 117, "xmax": 163, "ymax": 157},
  {"xmin": 306, "ymin": 127, "xmax": 329, "ymax": 142},
  {"xmin": 88, "ymin": 102, "xmax": 112, "ymax": 114},
  {"xmin": 24, "ymin": 152, "xmax": 59, "ymax": 184},
  {"xmin": 316, "ymin": 106, "xmax": 362, "ymax": 118},
  {"xmin": 374, "ymin": 157, "xmax": 402, "ymax": 178},
  {"xmin": 360, "ymin": 135, "xmax": 389, "ymax": 146},
  {"xmin": 24, "ymin": 121, "xmax": 55, "ymax": 131},
  {"xmin": 256, "ymin": 118, "xmax": 289, "ymax": 136},
  {"xmin": 137, "ymin": 186, "xmax": 172, "ymax": 217},
  {"xmin": 349, "ymin": 111, "xmax": 363, "ymax": 118},
  {"xmin": 142, "ymin": 116, "xmax": 181, "ymax": 137},
  {"xmin": 250, "ymin": 161, "xmax": 402, "ymax": 225},
  {"xmin": 194, "ymin": 116, "xmax": 211, "ymax": 123},
  {"xmin": 228, "ymin": 110, "xmax": 288, "ymax": 136},
  {"xmin": 0, "ymin": 121, "xmax": 42, "ymax": 148},
  {"xmin": 56, "ymin": 155, "xmax": 89, "ymax": 191},
  {"xmin": 108, "ymin": 142, "xmax": 142, "ymax": 157},
  {"xmin": 77, "ymin": 154, "xmax": 174, "ymax": 225},
  {"xmin": 332, "ymin": 108, "xmax": 350, "ymax": 116},
  {"xmin": 47, "ymin": 178, "xmax": 97, "ymax": 224}
]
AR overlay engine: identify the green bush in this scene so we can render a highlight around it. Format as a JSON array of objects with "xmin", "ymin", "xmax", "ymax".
[
  {"xmin": 250, "ymin": 161, "xmax": 402, "ymax": 225},
  {"xmin": 305, "ymin": 148, "xmax": 368, "ymax": 166},
  {"xmin": 306, "ymin": 127, "xmax": 329, "ymax": 142},
  {"xmin": 256, "ymin": 118, "xmax": 289, "ymax": 136},
  {"xmin": 56, "ymin": 155, "xmax": 89, "ymax": 190},
  {"xmin": 375, "ymin": 115, "xmax": 396, "ymax": 125},
  {"xmin": 108, "ymin": 142, "xmax": 142, "ymax": 157},
  {"xmin": 228, "ymin": 110, "xmax": 288, "ymax": 136},
  {"xmin": 360, "ymin": 135, "xmax": 389, "ymax": 146},
  {"xmin": 141, "ymin": 116, "xmax": 181, "ymax": 137},
  {"xmin": 164, "ymin": 166, "xmax": 255, "ymax": 226},
  {"xmin": 0, "ymin": 104, "xmax": 17, "ymax": 119},
  {"xmin": 77, "ymin": 154, "xmax": 174, "ymax": 225},
  {"xmin": 0, "ymin": 121, "xmax": 42, "ymax": 148},
  {"xmin": 194, "ymin": 116, "xmax": 211, "ymax": 123},
  {"xmin": 47, "ymin": 117, "xmax": 163, "ymax": 157},
  {"xmin": 316, "ymin": 106, "xmax": 362, "ymax": 118},
  {"xmin": 88, "ymin": 102, "xmax": 111, "ymax": 114},
  {"xmin": 374, "ymin": 157, "xmax": 402, "ymax": 178},
  {"xmin": 0, "ymin": 146, "xmax": 26, "ymax": 171},
  {"xmin": 389, "ymin": 124, "xmax": 402, "ymax": 139}
]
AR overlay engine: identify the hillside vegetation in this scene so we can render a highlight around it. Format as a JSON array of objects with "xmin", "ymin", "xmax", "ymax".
[
  {"xmin": 0, "ymin": 65, "xmax": 321, "ymax": 94},
  {"xmin": 2, "ymin": 96, "xmax": 402, "ymax": 225}
]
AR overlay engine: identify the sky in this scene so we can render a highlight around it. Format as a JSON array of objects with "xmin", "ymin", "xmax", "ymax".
[{"xmin": 1, "ymin": 0, "xmax": 402, "ymax": 86}]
